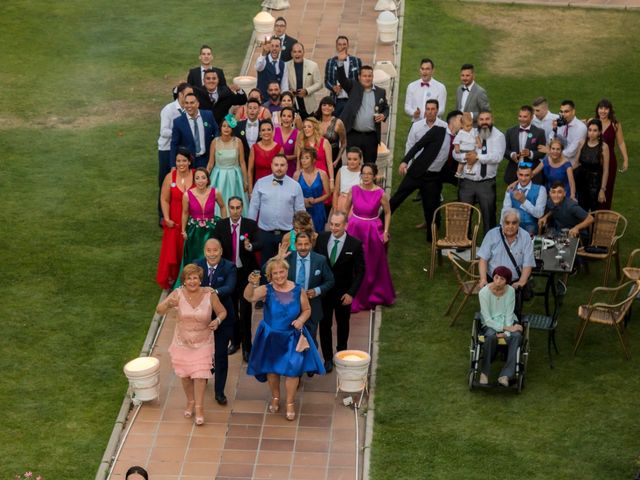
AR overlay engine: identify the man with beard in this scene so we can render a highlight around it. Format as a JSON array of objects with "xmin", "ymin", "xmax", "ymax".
[
  {"xmin": 324, "ymin": 36, "xmax": 362, "ymax": 116},
  {"xmin": 404, "ymin": 58, "xmax": 447, "ymax": 121},
  {"xmin": 455, "ymin": 63, "xmax": 490, "ymax": 124},
  {"xmin": 195, "ymin": 69, "xmax": 247, "ymax": 126},
  {"xmin": 503, "ymin": 105, "xmax": 546, "ymax": 184},
  {"xmin": 454, "ymin": 110, "xmax": 505, "ymax": 235},
  {"xmin": 263, "ymin": 81, "xmax": 283, "ymax": 114},
  {"xmin": 255, "ymin": 37, "xmax": 288, "ymax": 100},
  {"xmin": 285, "ymin": 43, "xmax": 322, "ymax": 120}
]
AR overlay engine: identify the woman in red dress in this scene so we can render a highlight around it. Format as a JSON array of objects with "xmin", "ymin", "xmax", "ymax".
[
  {"xmin": 248, "ymin": 119, "xmax": 284, "ymax": 194},
  {"xmin": 156, "ymin": 147, "xmax": 194, "ymax": 289}
]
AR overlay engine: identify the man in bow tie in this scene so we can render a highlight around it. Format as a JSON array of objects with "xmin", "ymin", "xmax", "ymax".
[
  {"xmin": 455, "ymin": 63, "xmax": 490, "ymax": 124},
  {"xmin": 186, "ymin": 45, "xmax": 227, "ymax": 89},
  {"xmin": 501, "ymin": 162, "xmax": 547, "ymax": 235},
  {"xmin": 404, "ymin": 58, "xmax": 447, "ymax": 121},
  {"xmin": 233, "ymin": 98, "xmax": 262, "ymax": 159},
  {"xmin": 503, "ymin": 105, "xmax": 546, "ymax": 184}
]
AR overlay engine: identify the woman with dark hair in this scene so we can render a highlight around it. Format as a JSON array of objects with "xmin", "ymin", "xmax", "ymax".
[
  {"xmin": 294, "ymin": 147, "xmax": 330, "ymax": 232},
  {"xmin": 575, "ymin": 119, "xmax": 610, "ymax": 212},
  {"xmin": 594, "ymin": 99, "xmax": 630, "ymax": 209},
  {"xmin": 273, "ymin": 106, "xmax": 299, "ymax": 177},
  {"xmin": 247, "ymin": 119, "xmax": 284, "ymax": 193},
  {"xmin": 279, "ymin": 91, "xmax": 304, "ymax": 129},
  {"xmin": 157, "ymin": 147, "xmax": 195, "ymax": 289},
  {"xmin": 315, "ymin": 96, "xmax": 347, "ymax": 171}
]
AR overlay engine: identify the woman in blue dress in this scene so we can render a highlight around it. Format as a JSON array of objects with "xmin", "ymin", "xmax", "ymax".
[
  {"xmin": 244, "ymin": 257, "xmax": 325, "ymax": 421},
  {"xmin": 294, "ymin": 147, "xmax": 330, "ymax": 233}
]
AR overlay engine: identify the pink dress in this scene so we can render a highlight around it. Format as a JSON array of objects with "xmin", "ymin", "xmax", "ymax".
[
  {"xmin": 602, "ymin": 123, "xmax": 617, "ymax": 209},
  {"xmin": 168, "ymin": 289, "xmax": 214, "ymax": 379},
  {"xmin": 274, "ymin": 126, "xmax": 299, "ymax": 177},
  {"xmin": 346, "ymin": 186, "xmax": 395, "ymax": 312}
]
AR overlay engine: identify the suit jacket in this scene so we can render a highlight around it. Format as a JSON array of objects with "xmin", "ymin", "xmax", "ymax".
[
  {"xmin": 285, "ymin": 58, "xmax": 322, "ymax": 113},
  {"xmin": 278, "ymin": 34, "xmax": 298, "ymax": 63},
  {"xmin": 187, "ymin": 66, "xmax": 227, "ymax": 89},
  {"xmin": 455, "ymin": 83, "xmax": 490, "ymax": 119},
  {"xmin": 314, "ymin": 232, "xmax": 364, "ymax": 297},
  {"xmin": 213, "ymin": 217, "xmax": 262, "ymax": 273},
  {"xmin": 194, "ymin": 257, "xmax": 237, "ymax": 321},
  {"xmin": 337, "ymin": 67, "xmax": 389, "ymax": 144},
  {"xmin": 194, "ymin": 85, "xmax": 247, "ymax": 126},
  {"xmin": 286, "ymin": 252, "xmax": 335, "ymax": 325},
  {"xmin": 170, "ymin": 109, "xmax": 219, "ymax": 167},
  {"xmin": 401, "ymin": 125, "xmax": 448, "ymax": 178},
  {"xmin": 324, "ymin": 55, "xmax": 363, "ymax": 98},
  {"xmin": 503, "ymin": 123, "xmax": 547, "ymax": 184},
  {"xmin": 233, "ymin": 119, "xmax": 259, "ymax": 160}
]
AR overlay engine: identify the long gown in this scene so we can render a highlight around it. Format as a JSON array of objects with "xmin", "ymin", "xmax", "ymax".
[
  {"xmin": 299, "ymin": 171, "xmax": 326, "ymax": 232},
  {"xmin": 602, "ymin": 123, "xmax": 617, "ymax": 209},
  {"xmin": 252, "ymin": 142, "xmax": 281, "ymax": 185},
  {"xmin": 347, "ymin": 185, "xmax": 396, "ymax": 312},
  {"xmin": 247, "ymin": 284, "xmax": 325, "ymax": 382},
  {"xmin": 323, "ymin": 117, "xmax": 341, "ymax": 170},
  {"xmin": 274, "ymin": 126, "xmax": 299, "ymax": 177},
  {"xmin": 210, "ymin": 137, "xmax": 248, "ymax": 216},
  {"xmin": 575, "ymin": 143, "xmax": 604, "ymax": 213},
  {"xmin": 167, "ymin": 289, "xmax": 214, "ymax": 379},
  {"xmin": 156, "ymin": 170, "xmax": 192, "ymax": 289}
]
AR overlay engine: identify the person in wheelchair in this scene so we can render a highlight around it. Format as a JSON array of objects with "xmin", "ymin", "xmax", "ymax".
[{"xmin": 478, "ymin": 266, "xmax": 523, "ymax": 387}]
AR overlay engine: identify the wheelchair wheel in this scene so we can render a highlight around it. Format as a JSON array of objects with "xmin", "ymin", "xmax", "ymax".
[
  {"xmin": 468, "ymin": 370, "xmax": 475, "ymax": 390},
  {"xmin": 517, "ymin": 373, "xmax": 525, "ymax": 393}
]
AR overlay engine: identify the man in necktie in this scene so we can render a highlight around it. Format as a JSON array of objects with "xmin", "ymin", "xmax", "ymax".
[
  {"xmin": 255, "ymin": 37, "xmax": 289, "ymax": 100},
  {"xmin": 539, "ymin": 99, "xmax": 587, "ymax": 167},
  {"xmin": 169, "ymin": 92, "xmax": 218, "ymax": 169},
  {"xmin": 455, "ymin": 63, "xmax": 490, "ymax": 125},
  {"xmin": 501, "ymin": 162, "xmax": 547, "ymax": 235},
  {"xmin": 193, "ymin": 239, "xmax": 237, "ymax": 405},
  {"xmin": 273, "ymin": 16, "xmax": 297, "ymax": 62},
  {"xmin": 314, "ymin": 212, "xmax": 364, "ymax": 372},
  {"xmin": 404, "ymin": 58, "xmax": 447, "ymax": 122},
  {"xmin": 503, "ymin": 105, "xmax": 547, "ymax": 184}
]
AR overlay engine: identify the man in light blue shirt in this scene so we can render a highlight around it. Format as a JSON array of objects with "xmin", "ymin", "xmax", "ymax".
[{"xmin": 248, "ymin": 153, "xmax": 305, "ymax": 265}]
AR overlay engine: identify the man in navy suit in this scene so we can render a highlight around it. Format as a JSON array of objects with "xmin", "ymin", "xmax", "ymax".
[
  {"xmin": 286, "ymin": 232, "xmax": 334, "ymax": 343},
  {"xmin": 195, "ymin": 69, "xmax": 247, "ymax": 127},
  {"xmin": 186, "ymin": 45, "xmax": 227, "ymax": 89},
  {"xmin": 194, "ymin": 238, "xmax": 237, "ymax": 405},
  {"xmin": 170, "ymin": 92, "xmax": 219, "ymax": 169}
]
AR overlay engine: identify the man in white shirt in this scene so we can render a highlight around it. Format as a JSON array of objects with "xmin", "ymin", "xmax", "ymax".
[
  {"xmin": 233, "ymin": 98, "xmax": 262, "ymax": 158},
  {"xmin": 255, "ymin": 37, "xmax": 289, "ymax": 100},
  {"xmin": 405, "ymin": 99, "xmax": 448, "ymax": 154},
  {"xmin": 404, "ymin": 58, "xmax": 447, "ymax": 121},
  {"xmin": 455, "ymin": 110, "xmax": 506, "ymax": 234},
  {"xmin": 501, "ymin": 162, "xmax": 547, "ymax": 235},
  {"xmin": 531, "ymin": 96, "xmax": 559, "ymax": 141},
  {"xmin": 542, "ymin": 99, "xmax": 587, "ymax": 167}
]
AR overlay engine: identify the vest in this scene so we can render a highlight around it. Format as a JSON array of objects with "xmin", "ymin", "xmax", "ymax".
[
  {"xmin": 510, "ymin": 183, "xmax": 541, "ymax": 226},
  {"xmin": 258, "ymin": 58, "xmax": 285, "ymax": 97}
]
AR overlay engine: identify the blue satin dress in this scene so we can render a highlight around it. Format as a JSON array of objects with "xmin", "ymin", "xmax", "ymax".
[{"xmin": 248, "ymin": 284, "xmax": 325, "ymax": 382}]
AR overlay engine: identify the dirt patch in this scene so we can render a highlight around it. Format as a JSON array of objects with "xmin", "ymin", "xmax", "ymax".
[{"xmin": 447, "ymin": 4, "xmax": 633, "ymax": 77}]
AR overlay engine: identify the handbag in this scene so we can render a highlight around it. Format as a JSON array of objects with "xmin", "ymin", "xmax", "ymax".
[
  {"xmin": 295, "ymin": 330, "xmax": 310, "ymax": 352},
  {"xmin": 499, "ymin": 229, "xmax": 535, "ymax": 301}
]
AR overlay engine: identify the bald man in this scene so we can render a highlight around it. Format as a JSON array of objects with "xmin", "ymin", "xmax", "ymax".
[{"xmin": 194, "ymin": 238, "xmax": 237, "ymax": 406}]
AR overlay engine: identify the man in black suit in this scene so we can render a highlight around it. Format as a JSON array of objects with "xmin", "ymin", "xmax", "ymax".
[
  {"xmin": 186, "ymin": 44, "xmax": 227, "ymax": 89},
  {"xmin": 273, "ymin": 16, "xmax": 298, "ymax": 63},
  {"xmin": 194, "ymin": 238, "xmax": 237, "ymax": 405},
  {"xmin": 503, "ymin": 105, "xmax": 547, "ymax": 185},
  {"xmin": 233, "ymin": 98, "xmax": 262, "ymax": 159},
  {"xmin": 337, "ymin": 62, "xmax": 389, "ymax": 164},
  {"xmin": 195, "ymin": 69, "xmax": 247, "ymax": 126},
  {"xmin": 314, "ymin": 212, "xmax": 365, "ymax": 372},
  {"xmin": 286, "ymin": 232, "xmax": 334, "ymax": 343},
  {"xmin": 214, "ymin": 196, "xmax": 261, "ymax": 362}
]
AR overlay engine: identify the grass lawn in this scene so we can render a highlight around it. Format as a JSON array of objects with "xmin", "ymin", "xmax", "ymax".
[
  {"xmin": 371, "ymin": 1, "xmax": 640, "ymax": 479},
  {"xmin": 0, "ymin": 1, "xmax": 256, "ymax": 478}
]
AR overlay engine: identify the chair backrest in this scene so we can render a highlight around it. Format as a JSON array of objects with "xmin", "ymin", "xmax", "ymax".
[
  {"xmin": 592, "ymin": 280, "xmax": 640, "ymax": 324},
  {"xmin": 447, "ymin": 251, "xmax": 479, "ymax": 285},
  {"xmin": 434, "ymin": 202, "xmax": 481, "ymax": 242},
  {"xmin": 589, "ymin": 210, "xmax": 627, "ymax": 248}
]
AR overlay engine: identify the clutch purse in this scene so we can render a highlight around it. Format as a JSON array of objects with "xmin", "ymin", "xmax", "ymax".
[{"xmin": 295, "ymin": 331, "xmax": 310, "ymax": 352}]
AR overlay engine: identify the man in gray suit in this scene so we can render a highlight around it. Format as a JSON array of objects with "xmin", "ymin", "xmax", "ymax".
[{"xmin": 455, "ymin": 63, "xmax": 490, "ymax": 123}]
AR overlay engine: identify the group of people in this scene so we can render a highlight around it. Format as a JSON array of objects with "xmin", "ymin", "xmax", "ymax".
[{"xmin": 154, "ymin": 21, "xmax": 398, "ymax": 424}]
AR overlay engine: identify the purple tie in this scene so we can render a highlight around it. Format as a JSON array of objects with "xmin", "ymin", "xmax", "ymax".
[{"xmin": 231, "ymin": 223, "xmax": 238, "ymax": 265}]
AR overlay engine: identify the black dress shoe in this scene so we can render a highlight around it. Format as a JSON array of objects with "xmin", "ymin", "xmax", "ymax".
[
  {"xmin": 242, "ymin": 350, "xmax": 250, "ymax": 362},
  {"xmin": 215, "ymin": 393, "xmax": 228, "ymax": 405},
  {"xmin": 227, "ymin": 344, "xmax": 240, "ymax": 355},
  {"xmin": 306, "ymin": 372, "xmax": 315, "ymax": 378},
  {"xmin": 323, "ymin": 360, "xmax": 333, "ymax": 373}
]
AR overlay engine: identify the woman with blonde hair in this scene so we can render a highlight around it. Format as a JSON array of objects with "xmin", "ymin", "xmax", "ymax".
[{"xmin": 296, "ymin": 117, "xmax": 334, "ymax": 185}]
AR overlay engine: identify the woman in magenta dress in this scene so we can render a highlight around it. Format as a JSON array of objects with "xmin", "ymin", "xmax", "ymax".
[
  {"xmin": 248, "ymin": 120, "xmax": 284, "ymax": 195},
  {"xmin": 274, "ymin": 106, "xmax": 299, "ymax": 177},
  {"xmin": 156, "ymin": 148, "xmax": 194, "ymax": 289},
  {"xmin": 157, "ymin": 263, "xmax": 227, "ymax": 426},
  {"xmin": 593, "ymin": 99, "xmax": 630, "ymax": 209},
  {"xmin": 344, "ymin": 163, "xmax": 395, "ymax": 312}
]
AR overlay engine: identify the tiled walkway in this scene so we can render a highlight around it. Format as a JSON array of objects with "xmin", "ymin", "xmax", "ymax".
[{"xmin": 109, "ymin": 1, "xmax": 395, "ymax": 478}]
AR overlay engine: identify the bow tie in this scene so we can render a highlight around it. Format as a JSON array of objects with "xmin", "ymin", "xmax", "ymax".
[
  {"xmin": 272, "ymin": 178, "xmax": 283, "ymax": 185},
  {"xmin": 421, "ymin": 82, "xmax": 430, "ymax": 87},
  {"xmin": 461, "ymin": 87, "xmax": 469, "ymax": 92},
  {"xmin": 519, "ymin": 128, "xmax": 529, "ymax": 133},
  {"xmin": 248, "ymin": 122, "xmax": 258, "ymax": 128}
]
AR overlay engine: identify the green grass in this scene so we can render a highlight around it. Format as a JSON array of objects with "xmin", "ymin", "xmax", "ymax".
[
  {"xmin": 371, "ymin": 1, "xmax": 640, "ymax": 479},
  {"xmin": 0, "ymin": 1, "xmax": 256, "ymax": 478}
]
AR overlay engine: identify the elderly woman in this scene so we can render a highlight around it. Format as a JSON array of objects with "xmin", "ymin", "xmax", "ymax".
[
  {"xmin": 478, "ymin": 266, "xmax": 523, "ymax": 387},
  {"xmin": 244, "ymin": 257, "xmax": 325, "ymax": 421},
  {"xmin": 156, "ymin": 264, "xmax": 227, "ymax": 425}
]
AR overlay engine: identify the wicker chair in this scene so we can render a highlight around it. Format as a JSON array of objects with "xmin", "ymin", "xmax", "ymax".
[
  {"xmin": 577, "ymin": 210, "xmax": 627, "ymax": 286},
  {"xmin": 429, "ymin": 202, "xmax": 481, "ymax": 279},
  {"xmin": 622, "ymin": 248, "xmax": 640, "ymax": 283},
  {"xmin": 446, "ymin": 251, "xmax": 481, "ymax": 326},
  {"xmin": 573, "ymin": 280, "xmax": 640, "ymax": 360}
]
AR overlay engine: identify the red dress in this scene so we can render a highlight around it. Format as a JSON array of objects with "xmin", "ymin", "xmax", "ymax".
[
  {"xmin": 156, "ymin": 170, "xmax": 192, "ymax": 289},
  {"xmin": 252, "ymin": 142, "xmax": 281, "ymax": 185},
  {"xmin": 602, "ymin": 123, "xmax": 617, "ymax": 210}
]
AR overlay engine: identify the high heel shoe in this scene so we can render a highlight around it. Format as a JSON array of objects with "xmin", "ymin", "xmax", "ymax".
[
  {"xmin": 285, "ymin": 402, "xmax": 296, "ymax": 421},
  {"xmin": 194, "ymin": 405, "xmax": 205, "ymax": 426},
  {"xmin": 184, "ymin": 400, "xmax": 195, "ymax": 419},
  {"xmin": 268, "ymin": 397, "xmax": 280, "ymax": 414}
]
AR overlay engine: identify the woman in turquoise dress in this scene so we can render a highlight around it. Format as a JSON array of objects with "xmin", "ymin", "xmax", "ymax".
[
  {"xmin": 244, "ymin": 257, "xmax": 325, "ymax": 421},
  {"xmin": 294, "ymin": 147, "xmax": 330, "ymax": 233},
  {"xmin": 207, "ymin": 115, "xmax": 249, "ymax": 216}
]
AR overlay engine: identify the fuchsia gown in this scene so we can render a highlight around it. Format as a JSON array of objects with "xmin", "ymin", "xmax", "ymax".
[{"xmin": 346, "ymin": 185, "xmax": 395, "ymax": 312}]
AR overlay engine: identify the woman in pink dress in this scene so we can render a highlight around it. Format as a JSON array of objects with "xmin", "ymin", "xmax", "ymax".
[
  {"xmin": 274, "ymin": 107, "xmax": 299, "ymax": 177},
  {"xmin": 248, "ymin": 120, "xmax": 284, "ymax": 194},
  {"xmin": 593, "ymin": 99, "xmax": 630, "ymax": 209},
  {"xmin": 344, "ymin": 163, "xmax": 395, "ymax": 312},
  {"xmin": 156, "ymin": 263, "xmax": 227, "ymax": 426}
]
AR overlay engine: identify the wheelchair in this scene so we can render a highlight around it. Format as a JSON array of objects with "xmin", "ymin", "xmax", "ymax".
[{"xmin": 468, "ymin": 312, "xmax": 529, "ymax": 393}]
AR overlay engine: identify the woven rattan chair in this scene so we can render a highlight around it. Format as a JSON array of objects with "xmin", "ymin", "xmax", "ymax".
[
  {"xmin": 430, "ymin": 202, "xmax": 481, "ymax": 279},
  {"xmin": 577, "ymin": 210, "xmax": 627, "ymax": 286},
  {"xmin": 446, "ymin": 251, "xmax": 481, "ymax": 326},
  {"xmin": 573, "ymin": 280, "xmax": 639, "ymax": 360},
  {"xmin": 622, "ymin": 248, "xmax": 640, "ymax": 283}
]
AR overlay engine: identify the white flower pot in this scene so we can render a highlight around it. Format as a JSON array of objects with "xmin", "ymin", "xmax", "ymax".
[
  {"xmin": 334, "ymin": 350, "xmax": 370, "ymax": 393},
  {"xmin": 123, "ymin": 356, "xmax": 160, "ymax": 403}
]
